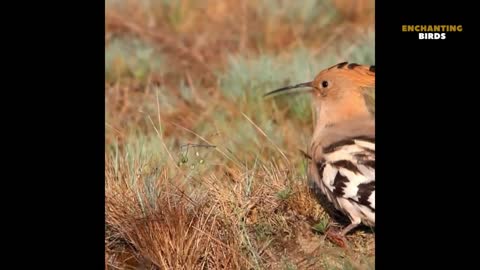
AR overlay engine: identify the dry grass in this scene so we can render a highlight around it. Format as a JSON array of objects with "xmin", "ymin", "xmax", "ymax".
[{"xmin": 106, "ymin": 0, "xmax": 375, "ymax": 269}]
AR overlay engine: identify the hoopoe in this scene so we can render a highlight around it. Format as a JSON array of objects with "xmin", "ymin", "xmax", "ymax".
[{"xmin": 265, "ymin": 62, "xmax": 375, "ymax": 239}]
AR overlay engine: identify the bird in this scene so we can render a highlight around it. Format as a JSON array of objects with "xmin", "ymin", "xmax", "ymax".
[{"xmin": 264, "ymin": 62, "xmax": 375, "ymax": 243}]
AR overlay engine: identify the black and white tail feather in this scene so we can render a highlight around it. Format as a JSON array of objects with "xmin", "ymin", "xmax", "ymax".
[{"xmin": 309, "ymin": 136, "xmax": 375, "ymax": 235}]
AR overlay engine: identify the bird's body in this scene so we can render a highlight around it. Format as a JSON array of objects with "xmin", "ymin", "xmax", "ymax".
[
  {"xmin": 308, "ymin": 120, "xmax": 375, "ymax": 235},
  {"xmin": 265, "ymin": 62, "xmax": 375, "ymax": 237}
]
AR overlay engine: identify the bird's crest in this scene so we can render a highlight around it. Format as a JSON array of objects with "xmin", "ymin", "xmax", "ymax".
[
  {"xmin": 323, "ymin": 62, "xmax": 375, "ymax": 116},
  {"xmin": 319, "ymin": 61, "xmax": 375, "ymax": 89},
  {"xmin": 327, "ymin": 61, "xmax": 375, "ymax": 73}
]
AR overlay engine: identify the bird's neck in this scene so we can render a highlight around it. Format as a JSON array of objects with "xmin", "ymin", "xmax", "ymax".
[
  {"xmin": 316, "ymin": 94, "xmax": 371, "ymax": 128},
  {"xmin": 310, "ymin": 94, "xmax": 374, "ymax": 157}
]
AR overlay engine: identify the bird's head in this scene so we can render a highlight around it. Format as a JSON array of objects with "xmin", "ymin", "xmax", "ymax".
[
  {"xmin": 264, "ymin": 62, "xmax": 375, "ymax": 103},
  {"xmin": 265, "ymin": 62, "xmax": 375, "ymax": 125}
]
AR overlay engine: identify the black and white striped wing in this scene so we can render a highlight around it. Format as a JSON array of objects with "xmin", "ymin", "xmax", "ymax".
[{"xmin": 318, "ymin": 136, "xmax": 375, "ymax": 224}]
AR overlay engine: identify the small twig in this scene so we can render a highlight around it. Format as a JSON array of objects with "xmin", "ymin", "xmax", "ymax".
[
  {"xmin": 169, "ymin": 121, "xmax": 243, "ymax": 168},
  {"xmin": 180, "ymin": 143, "xmax": 216, "ymax": 150}
]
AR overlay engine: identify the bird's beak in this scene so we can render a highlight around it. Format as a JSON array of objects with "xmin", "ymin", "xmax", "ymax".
[{"xmin": 263, "ymin": 81, "xmax": 313, "ymax": 97}]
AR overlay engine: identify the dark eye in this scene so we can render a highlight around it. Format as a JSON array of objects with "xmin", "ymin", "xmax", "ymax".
[{"xmin": 322, "ymin": 81, "xmax": 329, "ymax": 88}]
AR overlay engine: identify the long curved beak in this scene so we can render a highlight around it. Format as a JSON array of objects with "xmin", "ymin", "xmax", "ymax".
[{"xmin": 263, "ymin": 81, "xmax": 313, "ymax": 97}]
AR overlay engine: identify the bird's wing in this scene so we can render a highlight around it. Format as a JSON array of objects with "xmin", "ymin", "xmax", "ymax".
[{"xmin": 318, "ymin": 136, "xmax": 375, "ymax": 211}]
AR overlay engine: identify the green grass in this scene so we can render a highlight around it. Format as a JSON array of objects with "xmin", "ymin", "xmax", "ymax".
[
  {"xmin": 105, "ymin": 36, "xmax": 166, "ymax": 82},
  {"xmin": 313, "ymin": 216, "xmax": 330, "ymax": 234}
]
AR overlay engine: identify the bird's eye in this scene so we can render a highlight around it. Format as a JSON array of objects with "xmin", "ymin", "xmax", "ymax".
[{"xmin": 321, "ymin": 81, "xmax": 329, "ymax": 88}]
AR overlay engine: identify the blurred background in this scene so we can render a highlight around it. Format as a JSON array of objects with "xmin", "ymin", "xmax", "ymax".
[{"xmin": 106, "ymin": 1, "xmax": 374, "ymax": 269}]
